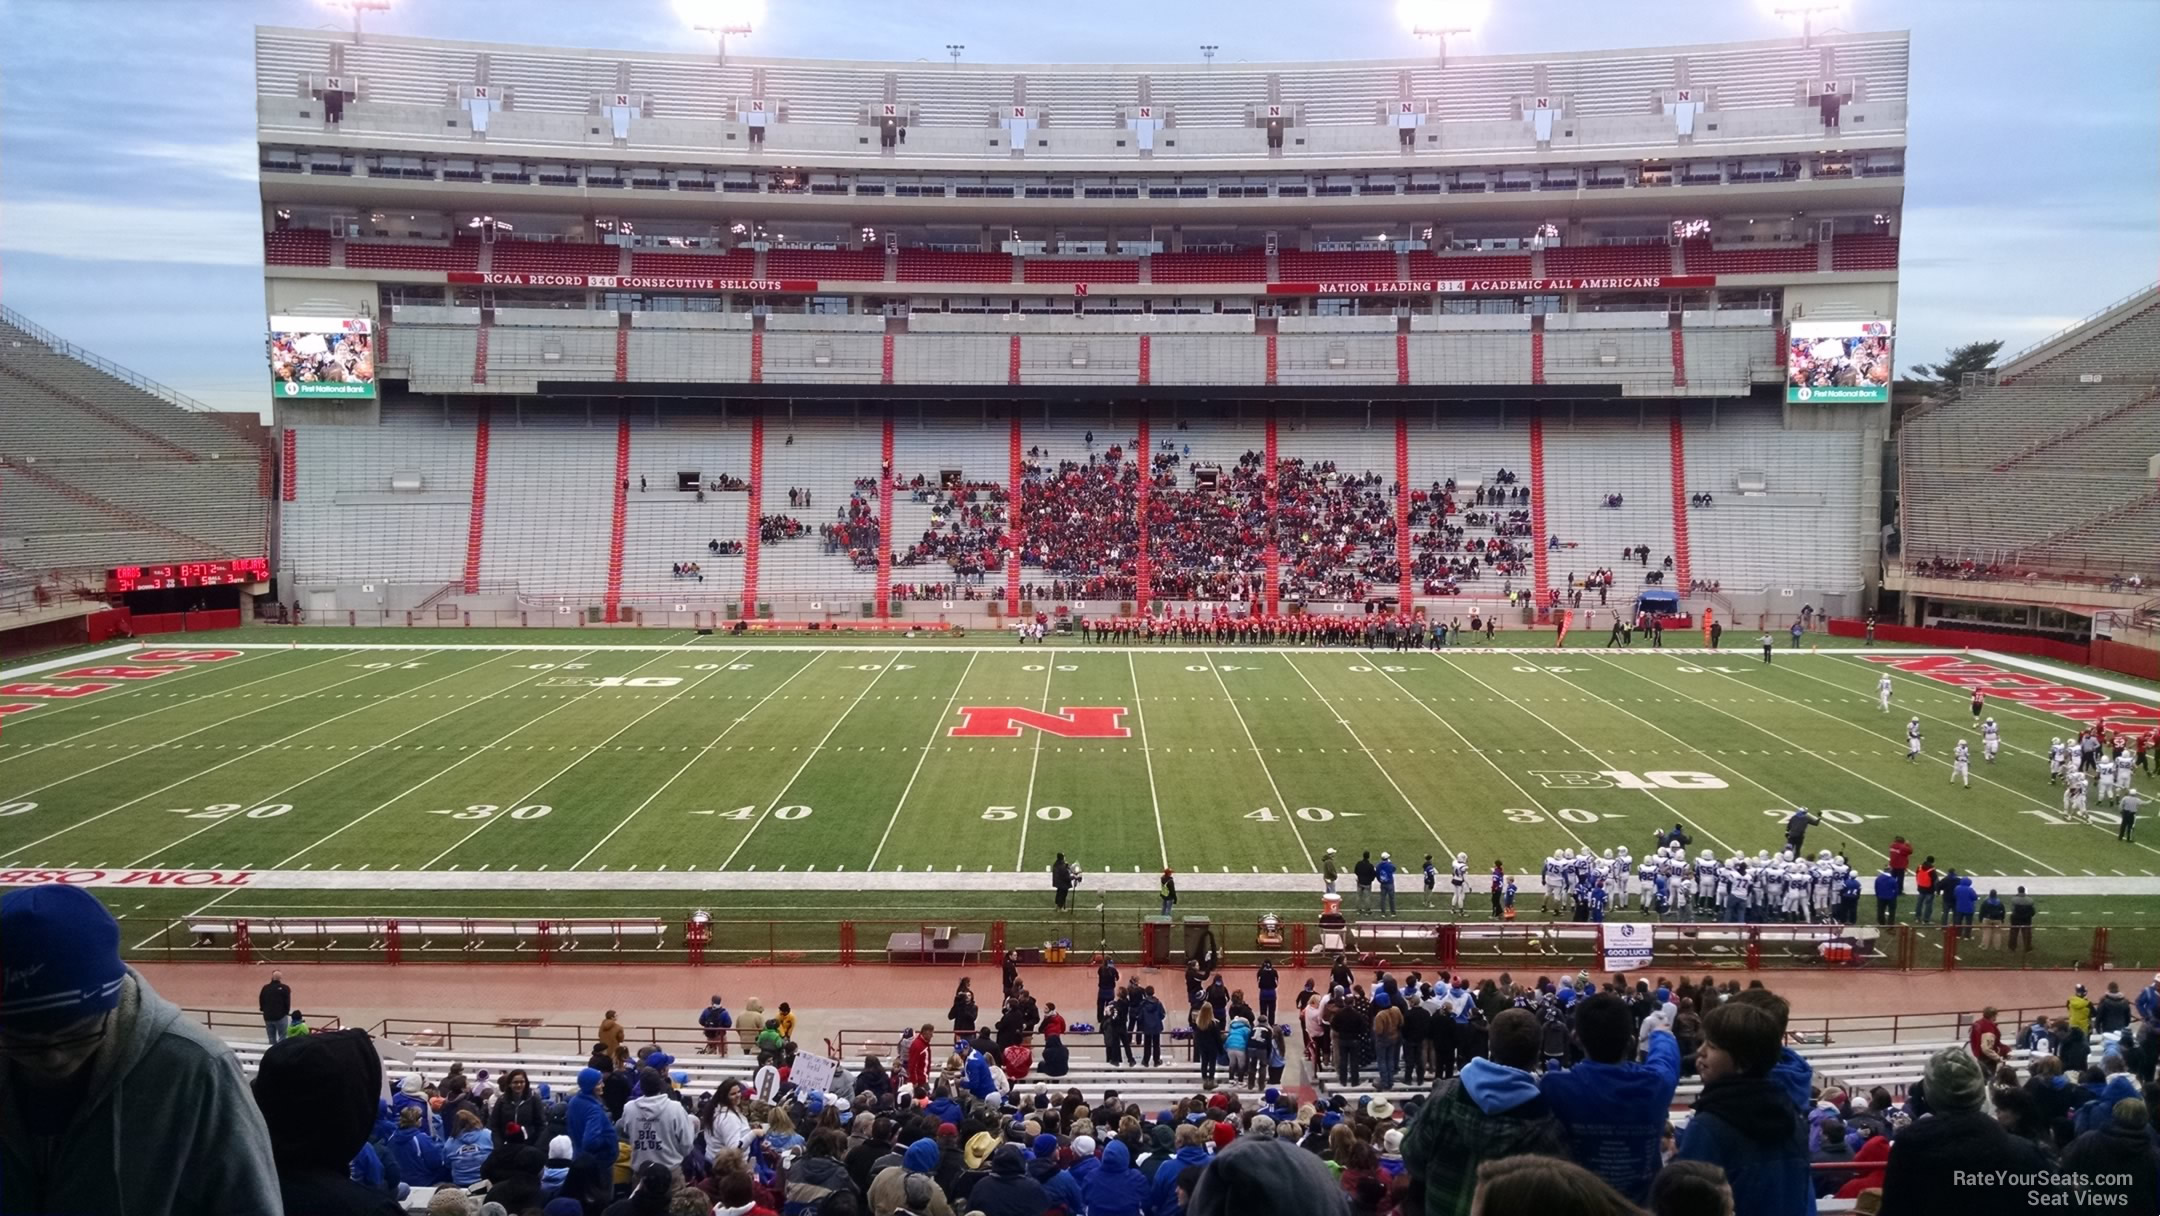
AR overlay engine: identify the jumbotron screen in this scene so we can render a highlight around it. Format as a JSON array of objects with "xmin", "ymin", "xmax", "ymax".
[
  {"xmin": 1787, "ymin": 319, "xmax": 1894, "ymax": 404},
  {"xmin": 269, "ymin": 316, "xmax": 375, "ymax": 399}
]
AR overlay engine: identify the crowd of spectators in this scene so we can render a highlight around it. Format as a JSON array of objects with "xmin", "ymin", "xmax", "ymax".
[
  {"xmin": 757, "ymin": 515, "xmax": 806, "ymax": 545},
  {"xmin": 1273, "ymin": 460, "xmax": 1396, "ymax": 605},
  {"xmin": 1406, "ymin": 473, "xmax": 1531, "ymax": 596},
  {"xmin": 1016, "ymin": 444, "xmax": 1142, "ymax": 601},
  {"xmin": 820, "ymin": 497, "xmax": 883, "ymax": 572},
  {"xmin": 1145, "ymin": 448, "xmax": 1268, "ymax": 603},
  {"xmin": 892, "ymin": 476, "xmax": 1011, "ymax": 601}
]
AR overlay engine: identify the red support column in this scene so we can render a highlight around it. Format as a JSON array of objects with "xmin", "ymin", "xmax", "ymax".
[
  {"xmin": 1135, "ymin": 410, "xmax": 1152, "ymax": 613},
  {"xmin": 876, "ymin": 408, "xmax": 894, "ymax": 617},
  {"xmin": 280, "ymin": 428, "xmax": 297, "ymax": 502},
  {"xmin": 1137, "ymin": 334, "xmax": 1151, "ymax": 386},
  {"xmin": 1395, "ymin": 332, "xmax": 1410, "ymax": 386},
  {"xmin": 1528, "ymin": 408, "xmax": 1550, "ymax": 620},
  {"xmin": 1263, "ymin": 407, "xmax": 1280, "ymax": 614},
  {"xmin": 881, "ymin": 333, "xmax": 894, "ymax": 385},
  {"xmin": 749, "ymin": 330, "xmax": 764, "ymax": 384},
  {"xmin": 461, "ymin": 404, "xmax": 491, "ymax": 593},
  {"xmin": 1006, "ymin": 414, "xmax": 1023, "ymax": 615},
  {"xmin": 1530, "ymin": 323, "xmax": 1545, "ymax": 386},
  {"xmin": 1670, "ymin": 321, "xmax": 1688, "ymax": 388},
  {"xmin": 743, "ymin": 409, "xmax": 763, "ymax": 619},
  {"xmin": 1264, "ymin": 333, "xmax": 1278, "ymax": 385},
  {"xmin": 1009, "ymin": 335, "xmax": 1022, "ymax": 386},
  {"xmin": 1395, "ymin": 405, "xmax": 1413, "ymax": 610},
  {"xmin": 603, "ymin": 410, "xmax": 631, "ymax": 622},
  {"xmin": 1668, "ymin": 407, "xmax": 1693, "ymax": 593}
]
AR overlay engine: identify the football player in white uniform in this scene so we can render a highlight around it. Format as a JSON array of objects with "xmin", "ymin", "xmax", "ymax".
[
  {"xmin": 1878, "ymin": 674, "xmax": 1893, "ymax": 712},
  {"xmin": 2099, "ymin": 749, "xmax": 2119, "ymax": 803},
  {"xmin": 1951, "ymin": 740, "xmax": 1971, "ymax": 788},
  {"xmin": 2065, "ymin": 767, "xmax": 2090, "ymax": 817},
  {"xmin": 2115, "ymin": 747, "xmax": 2135, "ymax": 803},
  {"xmin": 2049, "ymin": 738, "xmax": 2068, "ymax": 784},
  {"xmin": 1905, "ymin": 718, "xmax": 1923, "ymax": 761},
  {"xmin": 1982, "ymin": 718, "xmax": 2000, "ymax": 763}
]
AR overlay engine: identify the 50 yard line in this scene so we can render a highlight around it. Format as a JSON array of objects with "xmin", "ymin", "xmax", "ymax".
[
  {"xmin": 1012, "ymin": 657, "xmax": 1056, "ymax": 871},
  {"xmin": 1127, "ymin": 652, "xmax": 1170, "ymax": 869}
]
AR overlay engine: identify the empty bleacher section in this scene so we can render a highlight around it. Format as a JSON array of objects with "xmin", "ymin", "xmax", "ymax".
[
  {"xmin": 1681, "ymin": 239, "xmax": 1817, "ymax": 275},
  {"xmin": 759, "ymin": 418, "xmax": 882, "ymax": 603},
  {"xmin": 343, "ymin": 237, "xmax": 480, "ymax": 272},
  {"xmin": 1022, "ymin": 258, "xmax": 1141, "ymax": 285},
  {"xmin": 1542, "ymin": 419, "xmax": 1679, "ymax": 599},
  {"xmin": 280, "ymin": 424, "xmax": 473, "ymax": 589},
  {"xmin": 263, "ymin": 228, "xmax": 331, "ymax": 266},
  {"xmin": 477, "ymin": 429, "xmax": 616, "ymax": 597},
  {"xmin": 489, "ymin": 238, "xmax": 620, "ymax": 276},
  {"xmin": 1830, "ymin": 233, "xmax": 1899, "ymax": 271},
  {"xmin": 618, "ymin": 417, "xmax": 752, "ymax": 608},
  {"xmin": 1148, "ymin": 251, "xmax": 1266, "ymax": 283},
  {"xmin": 768, "ymin": 247, "xmax": 886, "ymax": 280},
  {"xmin": 1683, "ymin": 412, "xmax": 1867, "ymax": 597},
  {"xmin": 1278, "ymin": 250, "xmax": 1396, "ymax": 279},
  {"xmin": 1406, "ymin": 251, "xmax": 1534, "ymax": 279},
  {"xmin": 0, "ymin": 309, "xmax": 267, "ymax": 577},
  {"xmin": 628, "ymin": 249, "xmax": 755, "ymax": 277},
  {"xmin": 1543, "ymin": 242, "xmax": 1673, "ymax": 277},
  {"xmin": 896, "ymin": 250, "xmax": 1012, "ymax": 283}
]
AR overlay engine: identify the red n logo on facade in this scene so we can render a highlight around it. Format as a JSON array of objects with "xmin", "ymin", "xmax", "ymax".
[{"xmin": 949, "ymin": 706, "xmax": 1131, "ymax": 738}]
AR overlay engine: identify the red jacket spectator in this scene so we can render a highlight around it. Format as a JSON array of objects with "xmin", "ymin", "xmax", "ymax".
[
  {"xmin": 1002, "ymin": 1041, "xmax": 1033, "ymax": 1081},
  {"xmin": 907, "ymin": 1027, "xmax": 933, "ymax": 1091},
  {"xmin": 1888, "ymin": 839, "xmax": 1912, "ymax": 875}
]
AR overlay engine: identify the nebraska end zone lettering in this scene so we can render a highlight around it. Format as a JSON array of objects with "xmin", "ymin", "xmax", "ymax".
[
  {"xmin": 949, "ymin": 706, "xmax": 1131, "ymax": 738},
  {"xmin": 1861, "ymin": 655, "xmax": 2160, "ymax": 726}
]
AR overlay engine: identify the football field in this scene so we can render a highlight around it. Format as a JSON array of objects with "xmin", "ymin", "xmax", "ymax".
[{"xmin": 4, "ymin": 628, "xmax": 2160, "ymax": 960}]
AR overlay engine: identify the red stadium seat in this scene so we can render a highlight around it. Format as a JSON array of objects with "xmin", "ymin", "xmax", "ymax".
[
  {"xmin": 1831, "ymin": 234, "xmax": 1899, "ymax": 271},
  {"xmin": 1542, "ymin": 244, "xmax": 1674, "ymax": 277},
  {"xmin": 1022, "ymin": 259, "xmax": 1141, "ymax": 284},
  {"xmin": 491, "ymin": 239, "xmax": 622, "ymax": 276},
  {"xmin": 1406, "ymin": 252, "xmax": 1534, "ymax": 279},
  {"xmin": 1278, "ymin": 250, "xmax": 1398, "ymax": 279},
  {"xmin": 1148, "ymin": 252, "xmax": 1268, "ymax": 283},
  {"xmin": 767, "ymin": 248, "xmax": 888, "ymax": 279},
  {"xmin": 628, "ymin": 250, "xmax": 757, "ymax": 277},
  {"xmin": 896, "ymin": 250, "xmax": 1014, "ymax": 283},
  {"xmin": 343, "ymin": 238, "xmax": 482, "ymax": 272},
  {"xmin": 1680, "ymin": 240, "xmax": 1818, "ymax": 275},
  {"xmin": 264, "ymin": 229, "xmax": 332, "ymax": 267}
]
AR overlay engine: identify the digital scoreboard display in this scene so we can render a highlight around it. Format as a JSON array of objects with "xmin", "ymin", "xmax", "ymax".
[{"xmin": 106, "ymin": 557, "xmax": 269, "ymax": 593}]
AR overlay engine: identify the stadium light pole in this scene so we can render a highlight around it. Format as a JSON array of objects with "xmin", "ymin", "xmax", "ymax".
[
  {"xmin": 946, "ymin": 43, "xmax": 966, "ymax": 68},
  {"xmin": 1412, "ymin": 25, "xmax": 1470, "ymax": 68},
  {"xmin": 321, "ymin": 0, "xmax": 391, "ymax": 43},
  {"xmin": 1201, "ymin": 44, "xmax": 1219, "ymax": 69},
  {"xmin": 695, "ymin": 22, "xmax": 753, "ymax": 65},
  {"xmin": 1774, "ymin": 3, "xmax": 1842, "ymax": 47},
  {"xmin": 677, "ymin": 1, "xmax": 761, "ymax": 65}
]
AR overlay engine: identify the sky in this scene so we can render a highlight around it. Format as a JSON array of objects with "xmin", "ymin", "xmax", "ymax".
[{"xmin": 1, "ymin": 0, "xmax": 2155, "ymax": 415}]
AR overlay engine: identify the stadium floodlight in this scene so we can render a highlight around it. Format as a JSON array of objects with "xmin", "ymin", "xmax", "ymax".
[
  {"xmin": 677, "ymin": 0, "xmax": 761, "ymax": 65},
  {"xmin": 1201, "ymin": 44, "xmax": 1219, "ymax": 68},
  {"xmin": 320, "ymin": 0, "xmax": 391, "ymax": 42},
  {"xmin": 946, "ymin": 43, "xmax": 966, "ymax": 68},
  {"xmin": 1400, "ymin": 0, "xmax": 1485, "ymax": 67},
  {"xmin": 1772, "ymin": 2, "xmax": 1844, "ymax": 47}
]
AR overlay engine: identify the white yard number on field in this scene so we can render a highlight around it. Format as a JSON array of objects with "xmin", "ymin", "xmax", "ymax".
[
  {"xmin": 1758, "ymin": 807, "xmax": 1865, "ymax": 826},
  {"xmin": 0, "ymin": 801, "xmax": 37, "ymax": 817},
  {"xmin": 1020, "ymin": 664, "xmax": 1078, "ymax": 672},
  {"xmin": 983, "ymin": 805, "xmax": 1071, "ymax": 821},
  {"xmin": 1346, "ymin": 665, "xmax": 1410, "ymax": 673},
  {"xmin": 1512, "ymin": 665, "xmax": 1580, "ymax": 674},
  {"xmin": 430, "ymin": 803, "xmax": 552, "ymax": 821},
  {"xmin": 1243, "ymin": 806, "xmax": 1337, "ymax": 822},
  {"xmin": 164, "ymin": 803, "xmax": 292, "ymax": 821},
  {"xmin": 1504, "ymin": 807, "xmax": 1604, "ymax": 824},
  {"xmin": 1536, "ymin": 770, "xmax": 1728, "ymax": 791},
  {"xmin": 519, "ymin": 663, "xmax": 589, "ymax": 670},
  {"xmin": 590, "ymin": 676, "xmax": 681, "ymax": 687}
]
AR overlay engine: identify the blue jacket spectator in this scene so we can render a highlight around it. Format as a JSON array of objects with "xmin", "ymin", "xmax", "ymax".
[
  {"xmin": 566, "ymin": 1068, "xmax": 617, "ymax": 1175},
  {"xmin": 1953, "ymin": 878, "xmax": 1977, "ymax": 919},
  {"xmin": 1150, "ymin": 1127, "xmax": 1213, "ymax": 1216},
  {"xmin": 965, "ymin": 1047, "xmax": 998, "ymax": 1099},
  {"xmin": 1676, "ymin": 1002, "xmax": 1813, "ymax": 1216},
  {"xmin": 1224, "ymin": 1017, "xmax": 1252, "ymax": 1055},
  {"xmin": 1079, "ymin": 1139, "xmax": 1149, "ymax": 1216},
  {"xmin": 389, "ymin": 1110, "xmax": 445, "ymax": 1186},
  {"xmin": 1539, "ymin": 994, "xmax": 1681, "ymax": 1204},
  {"xmin": 443, "ymin": 1113, "xmax": 493, "ymax": 1187}
]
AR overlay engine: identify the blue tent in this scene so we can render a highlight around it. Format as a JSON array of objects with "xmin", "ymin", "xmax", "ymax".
[{"xmin": 1636, "ymin": 589, "xmax": 1681, "ymax": 616}]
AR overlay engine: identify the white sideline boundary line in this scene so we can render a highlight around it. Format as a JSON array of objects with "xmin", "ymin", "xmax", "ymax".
[
  {"xmin": 12, "ymin": 866, "xmax": 2157, "ymax": 897},
  {"xmin": 0, "ymin": 643, "xmax": 150, "ymax": 679}
]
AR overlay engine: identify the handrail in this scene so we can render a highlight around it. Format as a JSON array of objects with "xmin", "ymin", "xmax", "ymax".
[
  {"xmin": 0, "ymin": 303, "xmax": 221, "ymax": 414},
  {"xmin": 1998, "ymin": 281, "xmax": 2160, "ymax": 370}
]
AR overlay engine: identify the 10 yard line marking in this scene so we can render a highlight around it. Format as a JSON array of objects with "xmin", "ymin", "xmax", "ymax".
[
  {"xmin": 1205, "ymin": 651, "xmax": 1315, "ymax": 869},
  {"xmin": 0, "ymin": 651, "xmax": 454, "ymax": 862},
  {"xmin": 1012, "ymin": 658, "xmax": 1056, "ymax": 871},
  {"xmin": 422, "ymin": 647, "xmax": 744, "ymax": 867},
  {"xmin": 718, "ymin": 652, "xmax": 900, "ymax": 871},
  {"xmin": 1127, "ymin": 652, "xmax": 1169, "ymax": 869},
  {"xmin": 126, "ymin": 651, "xmax": 531, "ymax": 866},
  {"xmin": 1280, "ymin": 653, "xmax": 1452, "ymax": 858},
  {"xmin": 571, "ymin": 652, "xmax": 825, "ymax": 868},
  {"xmin": 868, "ymin": 651, "xmax": 981, "ymax": 871}
]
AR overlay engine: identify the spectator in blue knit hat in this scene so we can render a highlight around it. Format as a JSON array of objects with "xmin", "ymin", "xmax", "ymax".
[{"xmin": 0, "ymin": 883, "xmax": 279, "ymax": 1216}]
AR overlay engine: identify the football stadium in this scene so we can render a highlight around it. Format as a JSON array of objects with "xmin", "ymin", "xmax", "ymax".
[{"xmin": 3, "ymin": 5, "xmax": 2159, "ymax": 1213}]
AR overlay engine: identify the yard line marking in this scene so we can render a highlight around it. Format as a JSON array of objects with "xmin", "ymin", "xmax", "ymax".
[
  {"xmin": 573, "ymin": 652, "xmax": 825, "ymax": 868},
  {"xmin": 1279, "ymin": 654, "xmax": 1451, "ymax": 856},
  {"xmin": 0, "ymin": 652, "xmax": 456, "ymax": 861},
  {"xmin": 1673, "ymin": 662, "xmax": 2068, "ymax": 875},
  {"xmin": 1013, "ymin": 658, "xmax": 1057, "ymax": 871},
  {"xmin": 1432, "ymin": 652, "xmax": 1735, "ymax": 853},
  {"xmin": 868, "ymin": 652, "xmax": 981, "ymax": 871},
  {"xmin": 269, "ymin": 648, "xmax": 621, "ymax": 866},
  {"xmin": 1127, "ymin": 652, "xmax": 1170, "ymax": 870},
  {"xmin": 718, "ymin": 652, "xmax": 900, "ymax": 871},
  {"xmin": 125, "ymin": 651, "xmax": 531, "ymax": 866},
  {"xmin": 1350, "ymin": 654, "xmax": 1601, "ymax": 854},
  {"xmin": 0, "ymin": 649, "xmax": 351, "ymax": 769},
  {"xmin": 1203, "ymin": 651, "xmax": 1315, "ymax": 869}
]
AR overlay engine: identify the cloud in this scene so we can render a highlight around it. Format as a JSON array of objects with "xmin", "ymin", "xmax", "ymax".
[
  {"xmin": 122, "ymin": 138, "xmax": 263, "ymax": 184},
  {"xmin": 0, "ymin": 199, "xmax": 262, "ymax": 267}
]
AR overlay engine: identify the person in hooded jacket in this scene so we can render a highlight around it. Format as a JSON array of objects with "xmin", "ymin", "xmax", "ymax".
[
  {"xmin": 1538, "ymin": 993, "xmax": 1680, "ymax": 1205},
  {"xmin": 1150, "ymin": 1123, "xmax": 1214, "ymax": 1216},
  {"xmin": 566, "ymin": 1065, "xmax": 622, "ymax": 1204},
  {"xmin": 541, "ymin": 1134, "xmax": 574, "ymax": 1200},
  {"xmin": 0, "ymin": 885, "xmax": 282, "ymax": 1216},
  {"xmin": 1186, "ymin": 1135, "xmax": 1351, "ymax": 1216},
  {"xmin": 1078, "ymin": 1138, "xmax": 1149, "ymax": 1216},
  {"xmin": 481, "ymin": 1121, "xmax": 548, "ymax": 1213},
  {"xmin": 966, "ymin": 1142, "xmax": 1048, "ymax": 1216},
  {"xmin": 605, "ymin": 1161, "xmax": 676, "ymax": 1216},
  {"xmin": 871, "ymin": 1136, "xmax": 954, "ymax": 1216},
  {"xmin": 253, "ymin": 1027, "xmax": 405, "ymax": 1216},
  {"xmin": 391, "ymin": 1104, "xmax": 447, "ymax": 1186},
  {"xmin": 443, "ymin": 1109, "xmax": 494, "ymax": 1187},
  {"xmin": 1674, "ymin": 1002, "xmax": 1814, "ymax": 1216},
  {"xmin": 619, "ymin": 1066, "xmax": 696, "ymax": 1172},
  {"xmin": 2062, "ymin": 1097, "xmax": 2160, "ymax": 1214},
  {"xmin": 1402, "ymin": 1008, "xmax": 1565, "ymax": 1216}
]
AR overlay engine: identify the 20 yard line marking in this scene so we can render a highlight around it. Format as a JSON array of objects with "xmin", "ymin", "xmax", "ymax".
[
  {"xmin": 868, "ymin": 652, "xmax": 980, "ymax": 871},
  {"xmin": 718, "ymin": 652, "xmax": 900, "ymax": 871},
  {"xmin": 1280, "ymin": 654, "xmax": 1451, "ymax": 857},
  {"xmin": 1128, "ymin": 652, "xmax": 1170, "ymax": 869},
  {"xmin": 1013, "ymin": 658, "xmax": 1057, "ymax": 871},
  {"xmin": 422, "ymin": 648, "xmax": 745, "ymax": 867},
  {"xmin": 0, "ymin": 651, "xmax": 455, "ymax": 861},
  {"xmin": 572, "ymin": 653, "xmax": 825, "ymax": 867},
  {"xmin": 1205, "ymin": 652, "xmax": 1315, "ymax": 869}
]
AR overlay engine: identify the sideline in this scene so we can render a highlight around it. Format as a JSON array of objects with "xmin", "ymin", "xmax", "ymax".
[
  {"xmin": 80, "ymin": 641, "xmax": 1974, "ymax": 658},
  {"xmin": 1970, "ymin": 649, "xmax": 2160, "ymax": 705}
]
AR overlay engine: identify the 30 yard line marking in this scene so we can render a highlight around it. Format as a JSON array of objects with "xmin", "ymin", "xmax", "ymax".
[
  {"xmin": 1013, "ymin": 657, "xmax": 1056, "ymax": 871},
  {"xmin": 1127, "ymin": 652, "xmax": 1170, "ymax": 869},
  {"xmin": 1204, "ymin": 651, "xmax": 1315, "ymax": 869},
  {"xmin": 0, "ymin": 649, "xmax": 358, "ymax": 775},
  {"xmin": 422, "ymin": 648, "xmax": 745, "ymax": 867},
  {"xmin": 572, "ymin": 652, "xmax": 825, "ymax": 867},
  {"xmin": 1666, "ymin": 661, "xmax": 2069, "ymax": 875},
  {"xmin": 868, "ymin": 652, "xmax": 980, "ymax": 871},
  {"xmin": 718, "ymin": 652, "xmax": 899, "ymax": 870},
  {"xmin": 1280, "ymin": 654, "xmax": 1451, "ymax": 857},
  {"xmin": 0, "ymin": 651, "xmax": 454, "ymax": 861},
  {"xmin": 124, "ymin": 650, "xmax": 532, "ymax": 866}
]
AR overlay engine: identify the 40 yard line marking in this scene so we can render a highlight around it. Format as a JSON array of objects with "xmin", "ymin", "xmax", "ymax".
[
  {"xmin": 571, "ymin": 652, "xmax": 825, "ymax": 867},
  {"xmin": 1205, "ymin": 651, "xmax": 1315, "ymax": 869},
  {"xmin": 1013, "ymin": 656, "xmax": 1056, "ymax": 871},
  {"xmin": 0, "ymin": 651, "xmax": 453, "ymax": 862},
  {"xmin": 421, "ymin": 647, "xmax": 744, "ymax": 867},
  {"xmin": 718, "ymin": 652, "xmax": 900, "ymax": 871},
  {"xmin": 1280, "ymin": 653, "xmax": 1451, "ymax": 858},
  {"xmin": 1127, "ymin": 651, "xmax": 1169, "ymax": 870},
  {"xmin": 868, "ymin": 651, "xmax": 980, "ymax": 871}
]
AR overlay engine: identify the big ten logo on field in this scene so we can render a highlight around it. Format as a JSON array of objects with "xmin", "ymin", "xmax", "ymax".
[
  {"xmin": 1531, "ymin": 770, "xmax": 1730, "ymax": 791},
  {"xmin": 949, "ymin": 706, "xmax": 1130, "ymax": 738},
  {"xmin": 1861, "ymin": 654, "xmax": 2160, "ymax": 726},
  {"xmin": 536, "ymin": 675, "xmax": 684, "ymax": 688}
]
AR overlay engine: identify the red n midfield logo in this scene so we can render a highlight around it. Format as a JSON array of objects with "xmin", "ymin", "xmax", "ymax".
[{"xmin": 949, "ymin": 706, "xmax": 1131, "ymax": 738}]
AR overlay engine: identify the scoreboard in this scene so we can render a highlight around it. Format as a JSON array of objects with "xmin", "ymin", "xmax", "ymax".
[{"xmin": 106, "ymin": 557, "xmax": 270, "ymax": 593}]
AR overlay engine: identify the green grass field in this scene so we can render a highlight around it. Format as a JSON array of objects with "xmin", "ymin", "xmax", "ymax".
[{"xmin": 4, "ymin": 627, "xmax": 2158, "ymax": 964}]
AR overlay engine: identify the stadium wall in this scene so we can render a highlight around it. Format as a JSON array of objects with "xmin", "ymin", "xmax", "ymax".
[{"xmin": 1823, "ymin": 618, "xmax": 2160, "ymax": 681}]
